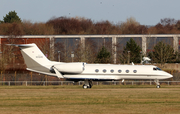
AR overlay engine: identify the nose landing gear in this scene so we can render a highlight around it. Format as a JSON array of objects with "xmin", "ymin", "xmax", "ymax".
[{"xmin": 154, "ymin": 79, "xmax": 160, "ymax": 88}]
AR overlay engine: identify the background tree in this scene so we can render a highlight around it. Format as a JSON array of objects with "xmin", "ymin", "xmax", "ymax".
[
  {"xmin": 148, "ymin": 18, "xmax": 178, "ymax": 34},
  {"xmin": 22, "ymin": 20, "xmax": 54, "ymax": 35},
  {"xmin": 149, "ymin": 41, "xmax": 174, "ymax": 65},
  {"xmin": 119, "ymin": 38, "xmax": 142, "ymax": 63},
  {"xmin": 46, "ymin": 16, "xmax": 94, "ymax": 35},
  {"xmin": 2, "ymin": 11, "xmax": 21, "ymax": 23},
  {"xmin": 95, "ymin": 46, "xmax": 111, "ymax": 63},
  {"xmin": 74, "ymin": 40, "xmax": 97, "ymax": 63},
  {"xmin": 1, "ymin": 16, "xmax": 180, "ymax": 35},
  {"xmin": 0, "ymin": 20, "xmax": 3, "ymax": 24},
  {"xmin": 118, "ymin": 17, "xmax": 148, "ymax": 34},
  {"xmin": 0, "ymin": 23, "xmax": 24, "ymax": 36}
]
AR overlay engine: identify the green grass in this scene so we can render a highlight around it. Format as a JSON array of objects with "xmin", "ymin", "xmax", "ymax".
[{"xmin": 0, "ymin": 85, "xmax": 180, "ymax": 114}]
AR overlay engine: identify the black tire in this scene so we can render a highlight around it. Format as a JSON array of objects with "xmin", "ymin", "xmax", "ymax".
[
  {"xmin": 83, "ymin": 84, "xmax": 87, "ymax": 89},
  {"xmin": 87, "ymin": 84, "xmax": 92, "ymax": 88},
  {"xmin": 156, "ymin": 85, "xmax": 160, "ymax": 88}
]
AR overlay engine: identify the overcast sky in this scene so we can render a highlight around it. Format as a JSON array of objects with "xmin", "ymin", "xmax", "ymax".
[{"xmin": 0, "ymin": 0, "xmax": 179, "ymax": 25}]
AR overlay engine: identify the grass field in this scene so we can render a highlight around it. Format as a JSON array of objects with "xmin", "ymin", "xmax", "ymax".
[{"xmin": 0, "ymin": 85, "xmax": 180, "ymax": 114}]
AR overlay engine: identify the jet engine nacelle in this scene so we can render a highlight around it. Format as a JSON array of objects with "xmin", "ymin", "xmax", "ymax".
[{"xmin": 53, "ymin": 62, "xmax": 85, "ymax": 74}]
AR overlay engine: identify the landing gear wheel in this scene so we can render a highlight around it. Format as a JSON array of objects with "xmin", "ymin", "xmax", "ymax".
[
  {"xmin": 89, "ymin": 80, "xmax": 93, "ymax": 87},
  {"xmin": 83, "ymin": 80, "xmax": 93, "ymax": 89},
  {"xmin": 156, "ymin": 85, "xmax": 160, "ymax": 88},
  {"xmin": 87, "ymin": 84, "xmax": 92, "ymax": 88},
  {"xmin": 83, "ymin": 84, "xmax": 87, "ymax": 89}
]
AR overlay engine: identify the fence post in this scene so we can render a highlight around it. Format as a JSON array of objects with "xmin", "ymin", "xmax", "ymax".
[
  {"xmin": 97, "ymin": 82, "xmax": 98, "ymax": 85},
  {"xmin": 26, "ymin": 81, "xmax": 27, "ymax": 86},
  {"xmin": 15, "ymin": 71, "xmax": 16, "ymax": 85},
  {"xmin": 1, "ymin": 71, "xmax": 2, "ymax": 85},
  {"xmin": 45, "ymin": 75, "xmax": 47, "ymax": 86},
  {"xmin": 31, "ymin": 72, "xmax": 32, "ymax": 86},
  {"xmin": 8, "ymin": 81, "xmax": 10, "ymax": 86},
  {"xmin": 0, "ymin": 71, "xmax": 1, "ymax": 81},
  {"xmin": 150, "ymin": 81, "xmax": 151, "ymax": 85},
  {"xmin": 132, "ymin": 81, "xmax": 133, "ymax": 85},
  {"xmin": 168, "ymin": 81, "xmax": 169, "ymax": 85}
]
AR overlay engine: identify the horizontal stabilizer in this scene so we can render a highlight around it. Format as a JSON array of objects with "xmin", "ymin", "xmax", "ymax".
[{"xmin": 6, "ymin": 44, "xmax": 35, "ymax": 48}]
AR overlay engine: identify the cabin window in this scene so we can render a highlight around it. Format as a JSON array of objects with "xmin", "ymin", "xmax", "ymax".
[
  {"xmin": 95, "ymin": 69, "xmax": 99, "ymax": 73},
  {"xmin": 103, "ymin": 69, "xmax": 106, "ymax": 73},
  {"xmin": 118, "ymin": 70, "xmax": 122, "ymax": 73},
  {"xmin": 126, "ymin": 70, "xmax": 129, "ymax": 73},
  {"xmin": 110, "ymin": 69, "xmax": 114, "ymax": 73},
  {"xmin": 103, "ymin": 69, "xmax": 107, "ymax": 73},
  {"xmin": 133, "ymin": 70, "xmax": 137, "ymax": 73}
]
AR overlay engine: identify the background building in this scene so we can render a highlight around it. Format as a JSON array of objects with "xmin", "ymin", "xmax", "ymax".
[{"xmin": 0, "ymin": 34, "xmax": 179, "ymax": 64}]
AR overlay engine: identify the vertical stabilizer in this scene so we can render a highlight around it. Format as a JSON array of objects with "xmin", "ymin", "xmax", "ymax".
[{"xmin": 16, "ymin": 43, "xmax": 51, "ymax": 71}]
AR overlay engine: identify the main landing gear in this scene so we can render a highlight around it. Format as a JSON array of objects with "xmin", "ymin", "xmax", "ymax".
[
  {"xmin": 83, "ymin": 80, "xmax": 93, "ymax": 89},
  {"xmin": 121, "ymin": 79, "xmax": 125, "ymax": 85},
  {"xmin": 154, "ymin": 79, "xmax": 160, "ymax": 88}
]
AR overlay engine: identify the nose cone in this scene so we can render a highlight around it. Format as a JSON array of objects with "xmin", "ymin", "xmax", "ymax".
[
  {"xmin": 163, "ymin": 72, "xmax": 173, "ymax": 79},
  {"xmin": 169, "ymin": 74, "xmax": 173, "ymax": 78},
  {"xmin": 166, "ymin": 72, "xmax": 173, "ymax": 78}
]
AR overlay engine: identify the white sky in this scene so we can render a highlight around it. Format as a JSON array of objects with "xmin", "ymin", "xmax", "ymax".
[{"xmin": 0, "ymin": 0, "xmax": 179, "ymax": 25}]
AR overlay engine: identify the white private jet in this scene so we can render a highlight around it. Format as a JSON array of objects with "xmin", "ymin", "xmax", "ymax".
[{"xmin": 9, "ymin": 43, "xmax": 173, "ymax": 88}]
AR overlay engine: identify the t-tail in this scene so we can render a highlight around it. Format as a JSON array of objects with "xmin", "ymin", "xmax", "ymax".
[
  {"xmin": 8, "ymin": 43, "xmax": 84, "ymax": 78},
  {"xmin": 8, "ymin": 44, "xmax": 58, "ymax": 76}
]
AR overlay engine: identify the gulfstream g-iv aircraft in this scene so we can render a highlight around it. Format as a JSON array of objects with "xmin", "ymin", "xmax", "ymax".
[{"xmin": 9, "ymin": 43, "xmax": 173, "ymax": 88}]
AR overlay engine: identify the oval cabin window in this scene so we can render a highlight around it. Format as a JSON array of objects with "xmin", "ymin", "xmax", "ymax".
[
  {"xmin": 118, "ymin": 70, "xmax": 122, "ymax": 73},
  {"xmin": 110, "ymin": 69, "xmax": 114, "ymax": 73},
  {"xmin": 133, "ymin": 70, "xmax": 137, "ymax": 73},
  {"xmin": 95, "ymin": 69, "xmax": 99, "ymax": 73},
  {"xmin": 103, "ymin": 69, "xmax": 107, "ymax": 73},
  {"xmin": 126, "ymin": 70, "xmax": 129, "ymax": 73}
]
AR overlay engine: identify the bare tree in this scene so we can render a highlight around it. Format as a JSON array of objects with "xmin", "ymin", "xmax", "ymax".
[{"xmin": 74, "ymin": 39, "xmax": 97, "ymax": 63}]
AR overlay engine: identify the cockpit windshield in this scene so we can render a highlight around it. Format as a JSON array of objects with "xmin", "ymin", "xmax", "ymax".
[
  {"xmin": 153, "ymin": 67, "xmax": 162, "ymax": 71},
  {"xmin": 156, "ymin": 67, "xmax": 162, "ymax": 70}
]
